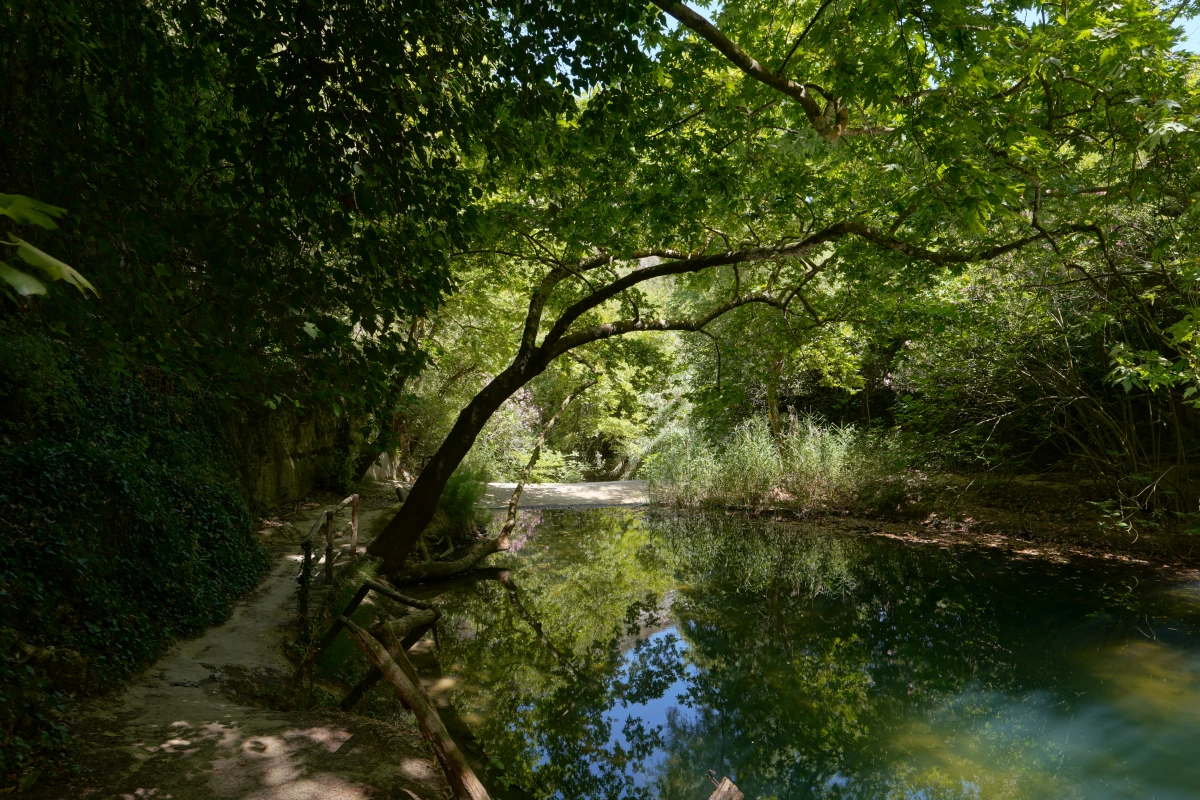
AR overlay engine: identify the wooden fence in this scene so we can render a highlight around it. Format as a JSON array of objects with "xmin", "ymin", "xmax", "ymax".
[{"xmin": 297, "ymin": 494, "xmax": 359, "ymax": 618}]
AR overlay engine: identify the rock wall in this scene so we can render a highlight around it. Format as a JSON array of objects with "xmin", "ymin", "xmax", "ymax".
[{"xmin": 224, "ymin": 404, "xmax": 341, "ymax": 509}]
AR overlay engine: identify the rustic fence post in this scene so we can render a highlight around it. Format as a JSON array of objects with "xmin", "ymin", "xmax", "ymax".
[
  {"xmin": 324, "ymin": 510, "xmax": 335, "ymax": 584},
  {"xmin": 321, "ymin": 510, "xmax": 336, "ymax": 585},
  {"xmin": 350, "ymin": 493, "xmax": 359, "ymax": 560},
  {"xmin": 299, "ymin": 538, "xmax": 313, "ymax": 619}
]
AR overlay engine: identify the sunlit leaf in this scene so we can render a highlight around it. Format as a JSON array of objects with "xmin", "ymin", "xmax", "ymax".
[
  {"xmin": 10, "ymin": 236, "xmax": 98, "ymax": 296},
  {"xmin": 0, "ymin": 260, "xmax": 47, "ymax": 295},
  {"xmin": 0, "ymin": 194, "xmax": 65, "ymax": 229}
]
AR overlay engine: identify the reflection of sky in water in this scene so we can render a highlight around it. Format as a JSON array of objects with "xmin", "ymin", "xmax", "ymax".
[
  {"xmin": 600, "ymin": 627, "xmax": 697, "ymax": 789},
  {"xmin": 434, "ymin": 511, "xmax": 1200, "ymax": 799}
]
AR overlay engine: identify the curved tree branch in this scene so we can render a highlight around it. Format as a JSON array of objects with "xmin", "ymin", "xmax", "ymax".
[
  {"xmin": 540, "ymin": 221, "xmax": 1057, "ymax": 357},
  {"xmin": 652, "ymin": 0, "xmax": 891, "ymax": 141}
]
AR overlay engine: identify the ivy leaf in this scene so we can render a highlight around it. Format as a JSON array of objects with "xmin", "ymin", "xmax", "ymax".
[{"xmin": 302, "ymin": 321, "xmax": 320, "ymax": 339}]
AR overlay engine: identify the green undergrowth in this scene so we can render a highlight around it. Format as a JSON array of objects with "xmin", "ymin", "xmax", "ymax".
[
  {"xmin": 645, "ymin": 416, "xmax": 921, "ymax": 515},
  {"xmin": 0, "ymin": 327, "xmax": 269, "ymax": 788}
]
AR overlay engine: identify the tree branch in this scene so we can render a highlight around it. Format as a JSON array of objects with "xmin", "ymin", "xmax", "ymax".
[
  {"xmin": 539, "ymin": 221, "xmax": 1057, "ymax": 358},
  {"xmin": 550, "ymin": 291, "xmax": 797, "ymax": 355},
  {"xmin": 777, "ymin": 0, "xmax": 834, "ymax": 74},
  {"xmin": 652, "ymin": 0, "xmax": 890, "ymax": 141}
]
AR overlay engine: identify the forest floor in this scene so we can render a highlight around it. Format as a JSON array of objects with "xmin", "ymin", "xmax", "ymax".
[{"xmin": 26, "ymin": 493, "xmax": 451, "ymax": 800}]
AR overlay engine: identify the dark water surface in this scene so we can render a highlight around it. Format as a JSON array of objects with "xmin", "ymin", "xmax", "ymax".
[{"xmin": 426, "ymin": 509, "xmax": 1200, "ymax": 799}]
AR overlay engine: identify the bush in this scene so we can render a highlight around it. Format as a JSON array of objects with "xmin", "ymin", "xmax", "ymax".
[
  {"xmin": 0, "ymin": 332, "xmax": 269, "ymax": 786},
  {"xmin": 430, "ymin": 465, "xmax": 491, "ymax": 542},
  {"xmin": 645, "ymin": 415, "xmax": 916, "ymax": 514}
]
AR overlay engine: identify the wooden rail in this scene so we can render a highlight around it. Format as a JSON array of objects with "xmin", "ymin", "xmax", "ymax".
[{"xmin": 297, "ymin": 494, "xmax": 359, "ymax": 618}]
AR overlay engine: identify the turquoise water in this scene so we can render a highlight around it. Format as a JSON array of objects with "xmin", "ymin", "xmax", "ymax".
[{"xmin": 425, "ymin": 509, "xmax": 1200, "ymax": 799}]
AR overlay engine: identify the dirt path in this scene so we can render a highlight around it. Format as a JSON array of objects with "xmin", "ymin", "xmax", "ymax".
[
  {"xmin": 32, "ymin": 480, "xmax": 650, "ymax": 799},
  {"xmin": 31, "ymin": 505, "xmax": 449, "ymax": 800},
  {"xmin": 480, "ymin": 479, "xmax": 648, "ymax": 509}
]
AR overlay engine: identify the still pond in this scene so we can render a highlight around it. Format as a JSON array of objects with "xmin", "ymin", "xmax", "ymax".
[{"xmin": 417, "ymin": 508, "xmax": 1200, "ymax": 799}]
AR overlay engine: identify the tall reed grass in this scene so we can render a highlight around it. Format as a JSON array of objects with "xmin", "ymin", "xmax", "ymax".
[{"xmin": 645, "ymin": 416, "xmax": 916, "ymax": 513}]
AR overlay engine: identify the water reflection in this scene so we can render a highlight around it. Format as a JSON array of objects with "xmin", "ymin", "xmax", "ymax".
[{"xmin": 426, "ymin": 509, "xmax": 1200, "ymax": 799}]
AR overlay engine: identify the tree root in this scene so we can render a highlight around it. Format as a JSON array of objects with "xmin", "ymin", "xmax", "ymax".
[{"xmin": 388, "ymin": 534, "xmax": 509, "ymax": 585}]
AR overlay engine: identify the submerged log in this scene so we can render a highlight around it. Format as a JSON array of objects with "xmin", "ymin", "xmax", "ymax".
[{"xmin": 342, "ymin": 616, "xmax": 489, "ymax": 800}]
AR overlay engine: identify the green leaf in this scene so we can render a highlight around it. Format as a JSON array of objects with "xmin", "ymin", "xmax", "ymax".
[
  {"xmin": 0, "ymin": 260, "xmax": 47, "ymax": 295},
  {"xmin": 0, "ymin": 194, "xmax": 65, "ymax": 228},
  {"xmin": 9, "ymin": 236, "xmax": 98, "ymax": 296}
]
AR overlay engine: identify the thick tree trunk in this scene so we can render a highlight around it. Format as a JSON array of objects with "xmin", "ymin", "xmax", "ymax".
[
  {"xmin": 387, "ymin": 380, "xmax": 593, "ymax": 585},
  {"xmin": 367, "ymin": 365, "xmax": 533, "ymax": 573}
]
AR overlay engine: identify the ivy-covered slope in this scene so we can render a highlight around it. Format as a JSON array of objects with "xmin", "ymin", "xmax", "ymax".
[{"xmin": 0, "ymin": 329, "xmax": 269, "ymax": 785}]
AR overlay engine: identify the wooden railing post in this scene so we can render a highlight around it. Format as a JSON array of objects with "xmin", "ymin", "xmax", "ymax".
[
  {"xmin": 350, "ymin": 493, "xmax": 359, "ymax": 560},
  {"xmin": 298, "ymin": 538, "xmax": 313, "ymax": 619},
  {"xmin": 324, "ymin": 510, "xmax": 335, "ymax": 584}
]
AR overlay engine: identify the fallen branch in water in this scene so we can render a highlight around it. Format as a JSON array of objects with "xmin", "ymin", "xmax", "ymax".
[{"xmin": 340, "ymin": 607, "xmax": 439, "ymax": 711}]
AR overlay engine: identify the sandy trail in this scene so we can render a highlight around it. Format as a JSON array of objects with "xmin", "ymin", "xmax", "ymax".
[
  {"xmin": 31, "ymin": 504, "xmax": 448, "ymax": 800},
  {"xmin": 480, "ymin": 479, "xmax": 648, "ymax": 509},
  {"xmin": 33, "ymin": 480, "xmax": 648, "ymax": 799}
]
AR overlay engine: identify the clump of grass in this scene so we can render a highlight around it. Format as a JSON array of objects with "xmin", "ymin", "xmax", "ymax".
[{"xmin": 645, "ymin": 415, "xmax": 916, "ymax": 514}]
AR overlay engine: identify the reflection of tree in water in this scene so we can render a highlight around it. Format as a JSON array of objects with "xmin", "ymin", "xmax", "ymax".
[
  {"xmin": 433, "ymin": 509, "xmax": 678, "ymax": 798},
  {"xmin": 434, "ymin": 510, "xmax": 1155, "ymax": 799},
  {"xmin": 649, "ymin": 512, "xmax": 871, "ymax": 598},
  {"xmin": 650, "ymin": 515, "xmax": 1083, "ymax": 799}
]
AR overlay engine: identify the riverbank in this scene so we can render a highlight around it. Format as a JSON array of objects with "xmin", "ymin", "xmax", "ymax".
[{"xmin": 650, "ymin": 470, "xmax": 1200, "ymax": 572}]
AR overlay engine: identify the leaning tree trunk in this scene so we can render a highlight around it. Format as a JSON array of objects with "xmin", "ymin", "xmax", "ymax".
[
  {"xmin": 386, "ymin": 379, "xmax": 594, "ymax": 585},
  {"xmin": 367, "ymin": 365, "xmax": 532, "ymax": 573}
]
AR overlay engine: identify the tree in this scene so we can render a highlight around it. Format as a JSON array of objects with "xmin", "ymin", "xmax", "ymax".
[
  {"xmin": 367, "ymin": 0, "xmax": 1200, "ymax": 570},
  {"xmin": 1, "ymin": 0, "xmax": 652, "ymax": 416}
]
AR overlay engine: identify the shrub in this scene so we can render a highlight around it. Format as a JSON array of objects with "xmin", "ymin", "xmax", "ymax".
[
  {"xmin": 368, "ymin": 465, "xmax": 491, "ymax": 552},
  {"xmin": 430, "ymin": 465, "xmax": 491, "ymax": 542}
]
